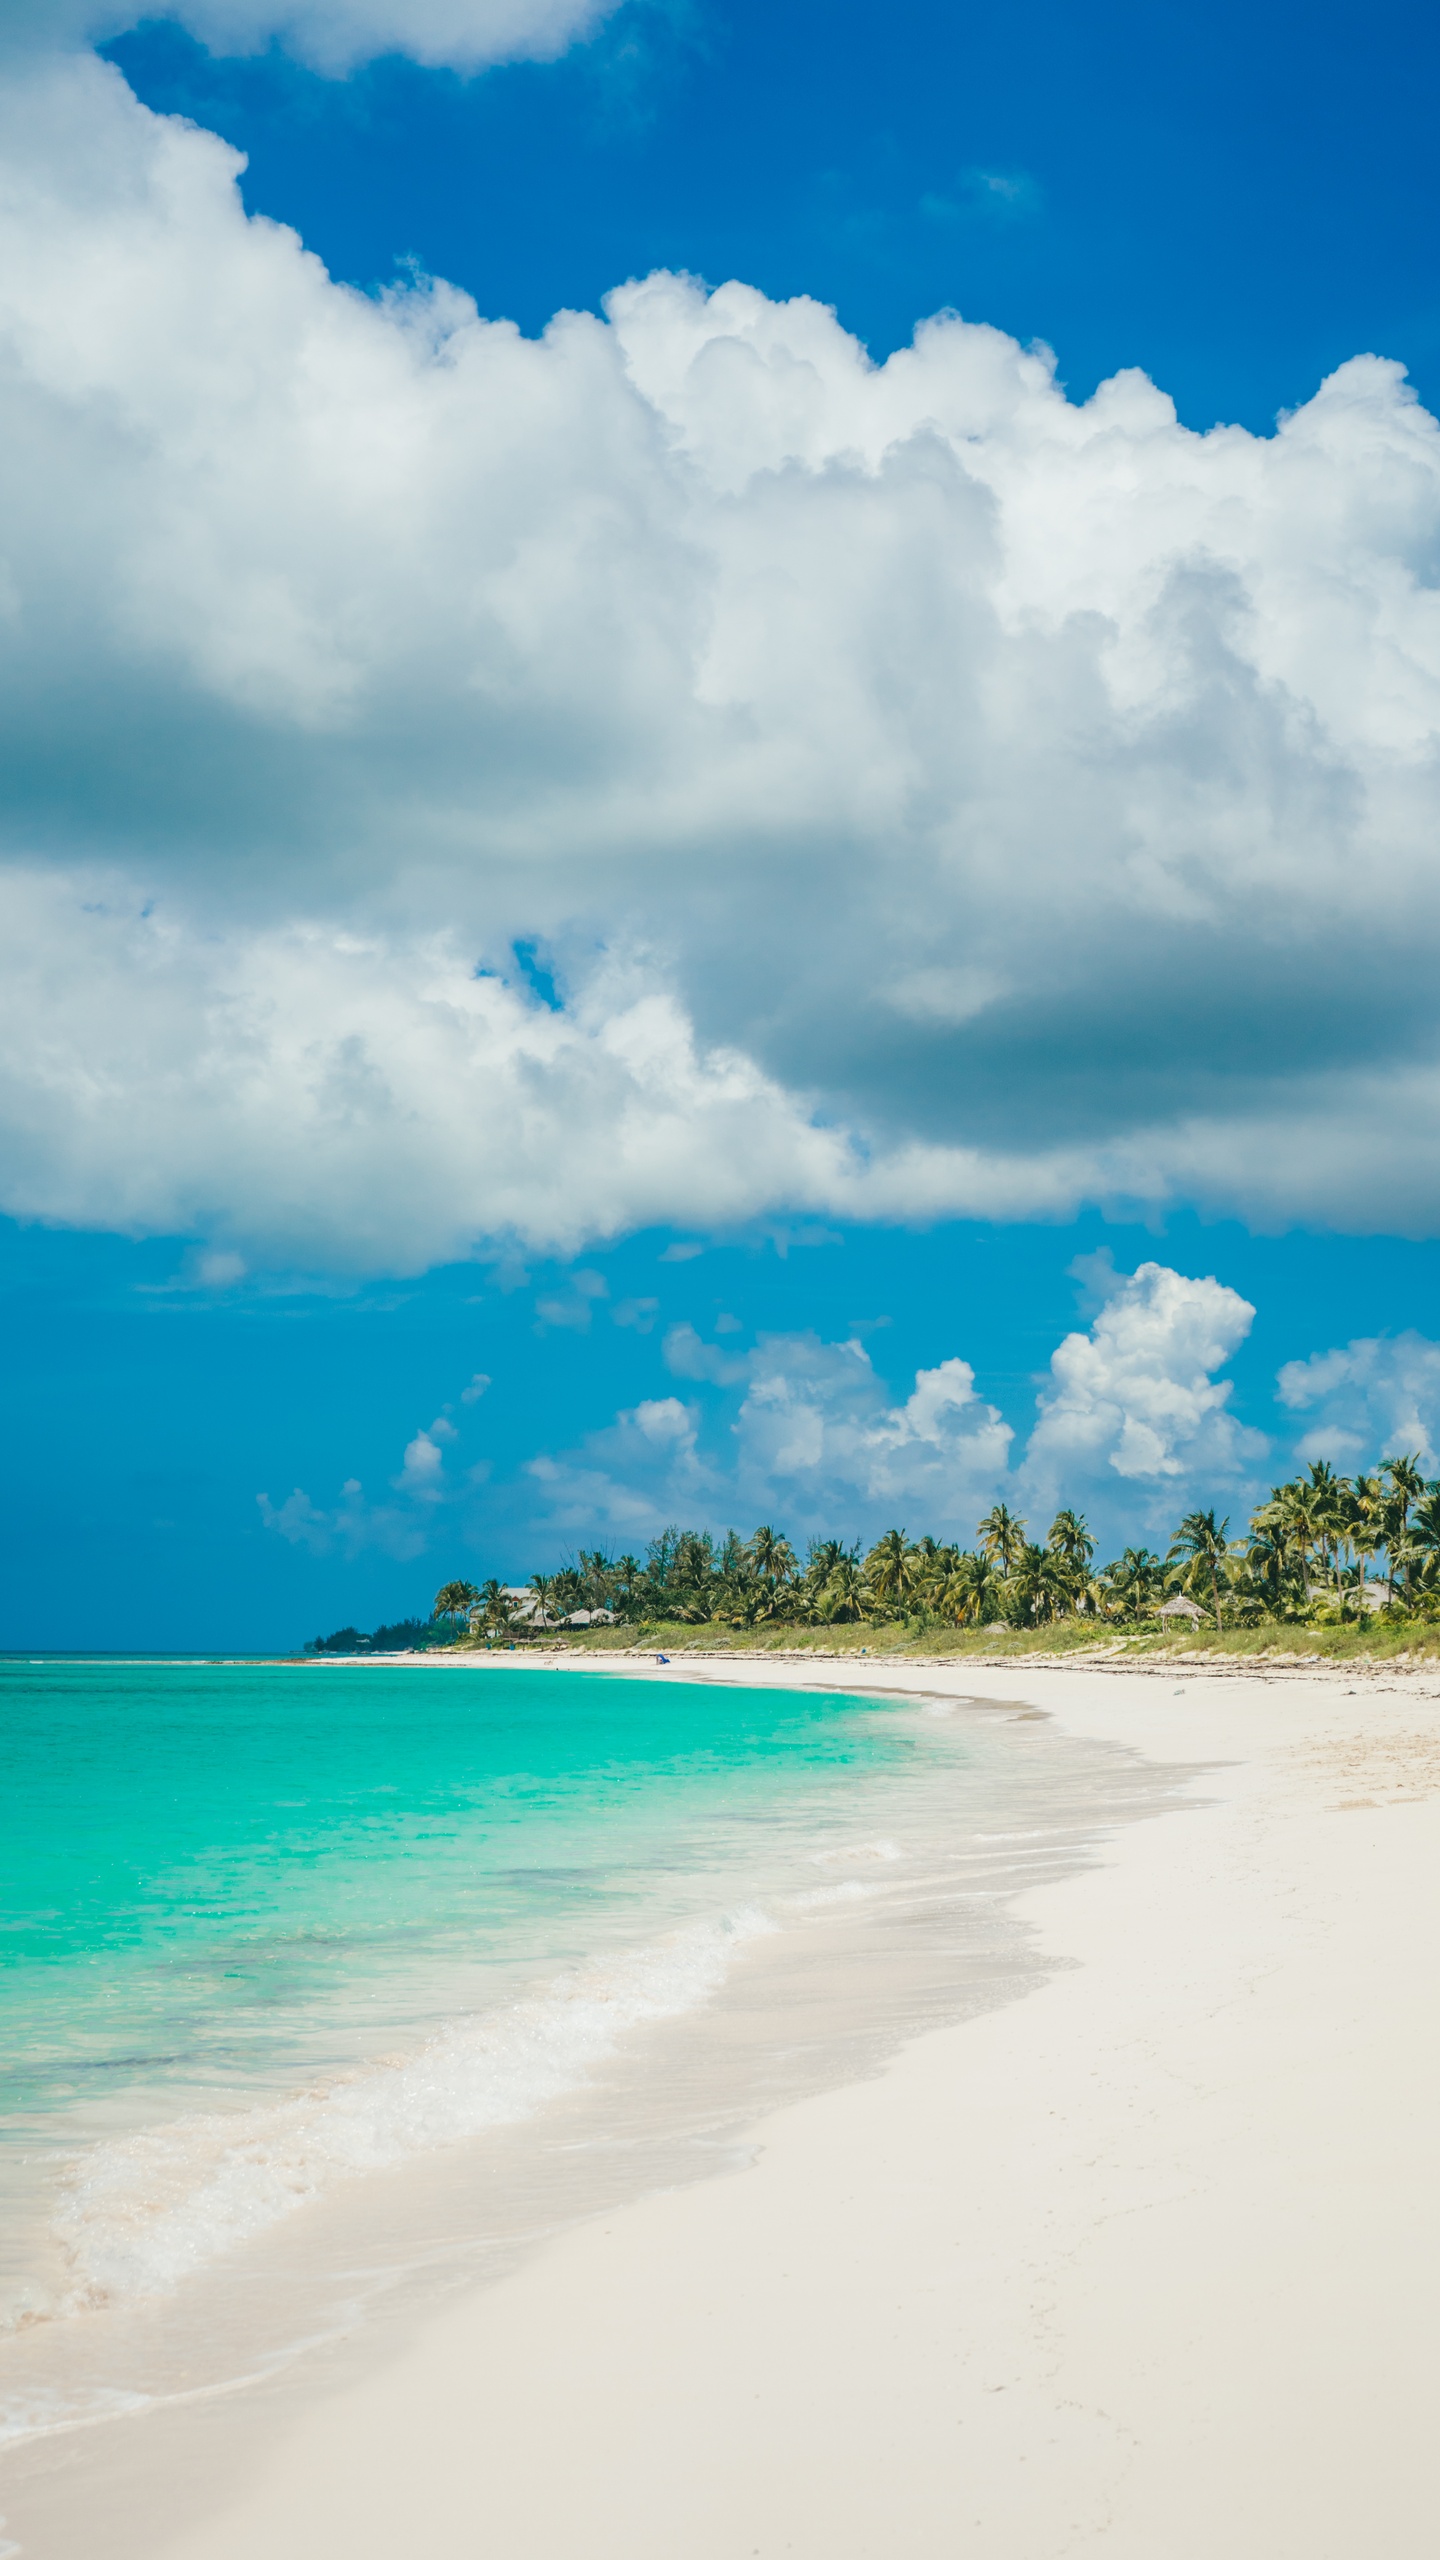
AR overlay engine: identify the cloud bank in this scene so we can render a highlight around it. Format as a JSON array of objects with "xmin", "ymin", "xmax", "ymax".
[
  {"xmin": 272, "ymin": 1260, "xmax": 1281, "ymax": 1560},
  {"xmin": 1277, "ymin": 1332, "xmax": 1440, "ymax": 1473},
  {"xmin": 3, "ymin": 50, "xmax": 1440, "ymax": 1270}
]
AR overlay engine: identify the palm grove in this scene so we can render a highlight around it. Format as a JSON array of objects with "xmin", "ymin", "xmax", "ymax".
[{"xmin": 425, "ymin": 1456, "xmax": 1440, "ymax": 1641}]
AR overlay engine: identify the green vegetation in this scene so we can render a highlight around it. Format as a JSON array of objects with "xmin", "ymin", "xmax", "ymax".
[
  {"xmin": 417, "ymin": 1455, "xmax": 1440, "ymax": 1661},
  {"xmin": 304, "ymin": 1616, "xmax": 442, "ymax": 1655},
  {"xmin": 549, "ymin": 1614, "xmax": 1440, "ymax": 1664}
]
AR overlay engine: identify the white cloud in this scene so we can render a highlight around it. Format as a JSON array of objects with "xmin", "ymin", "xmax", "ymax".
[
  {"xmin": 612, "ymin": 1295, "xmax": 659, "ymax": 1331},
  {"xmin": 395, "ymin": 1427, "xmax": 447, "ymax": 1496},
  {"xmin": 662, "ymin": 1321, "xmax": 749, "ymax": 1384},
  {"xmin": 255, "ymin": 1486, "xmax": 332, "ymax": 1554},
  {"xmin": 256, "ymin": 1478, "xmax": 429, "ymax": 1558},
  {"xmin": 259, "ymin": 1263, "xmax": 1275, "ymax": 1563},
  {"xmin": 1024, "ymin": 1262, "xmax": 1266, "ymax": 1519},
  {"xmin": 195, "ymin": 1249, "xmax": 246, "ymax": 1288},
  {"xmin": 535, "ymin": 1268, "xmax": 609, "ymax": 1328},
  {"xmin": 5, "ymin": 52, "xmax": 1440, "ymax": 1270},
  {"xmin": 732, "ymin": 1340, "xmax": 1013, "ymax": 1535},
  {"xmin": 12, "ymin": 0, "xmax": 608, "ymax": 74},
  {"xmin": 261, "ymin": 1408, "xmax": 464, "ymax": 1558},
  {"xmin": 522, "ymin": 1397, "xmax": 704, "ymax": 1540},
  {"xmin": 523, "ymin": 1330, "xmax": 1013, "ymax": 1545},
  {"xmin": 629, "ymin": 1395, "xmax": 695, "ymax": 1444},
  {"xmin": 1276, "ymin": 1332, "xmax": 1440, "ymax": 1471},
  {"xmin": 0, "ymin": 885, "xmax": 900, "ymax": 1272}
]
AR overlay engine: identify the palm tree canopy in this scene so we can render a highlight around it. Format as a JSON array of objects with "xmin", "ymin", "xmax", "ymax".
[
  {"xmin": 746, "ymin": 1524, "xmax": 797, "ymax": 1586},
  {"xmin": 429, "ymin": 1441, "xmax": 1440, "ymax": 1648},
  {"xmin": 1047, "ymin": 1509, "xmax": 1096, "ymax": 1570},
  {"xmin": 432, "ymin": 1579, "xmax": 478, "ymax": 1624},
  {"xmin": 1167, "ymin": 1509, "xmax": 1230, "ymax": 1567},
  {"xmin": 976, "ymin": 1503, "xmax": 1027, "ymax": 1571},
  {"xmin": 864, "ymin": 1528, "xmax": 920, "ymax": 1606}
]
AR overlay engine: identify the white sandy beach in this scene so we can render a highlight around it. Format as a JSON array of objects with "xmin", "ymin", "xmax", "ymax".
[{"xmin": 25, "ymin": 1652, "xmax": 1440, "ymax": 2558}]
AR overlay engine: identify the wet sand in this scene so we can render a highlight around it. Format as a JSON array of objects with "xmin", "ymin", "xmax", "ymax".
[{"xmin": 20, "ymin": 1655, "xmax": 1440, "ymax": 2557}]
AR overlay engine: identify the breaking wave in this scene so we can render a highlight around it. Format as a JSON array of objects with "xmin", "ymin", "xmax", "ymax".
[{"xmin": 50, "ymin": 1907, "xmax": 776, "ymax": 2312}]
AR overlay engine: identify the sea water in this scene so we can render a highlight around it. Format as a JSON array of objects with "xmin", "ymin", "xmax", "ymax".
[{"xmin": 0, "ymin": 1653, "xmax": 1176, "ymax": 2481}]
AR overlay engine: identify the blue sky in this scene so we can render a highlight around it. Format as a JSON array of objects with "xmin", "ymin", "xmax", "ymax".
[
  {"xmin": 10, "ymin": 1208, "xmax": 1440, "ymax": 1648},
  {"xmin": 109, "ymin": 0, "xmax": 1440, "ymax": 434},
  {"xmin": 1, "ymin": 0, "xmax": 1439, "ymax": 1646}
]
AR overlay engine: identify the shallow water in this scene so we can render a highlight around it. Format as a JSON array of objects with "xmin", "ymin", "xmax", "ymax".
[{"xmin": 0, "ymin": 1654, "xmax": 1183, "ymax": 2522}]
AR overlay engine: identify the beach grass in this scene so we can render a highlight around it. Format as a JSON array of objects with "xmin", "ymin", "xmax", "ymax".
[{"xmin": 453, "ymin": 1615, "xmax": 1440, "ymax": 1667}]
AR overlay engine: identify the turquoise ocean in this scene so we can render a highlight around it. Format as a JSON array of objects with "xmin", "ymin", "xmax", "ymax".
[{"xmin": 0, "ymin": 1654, "xmax": 1170, "ymax": 2458}]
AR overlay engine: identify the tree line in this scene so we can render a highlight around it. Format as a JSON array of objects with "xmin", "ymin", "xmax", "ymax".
[{"xmin": 425, "ymin": 1455, "xmax": 1440, "ymax": 1640}]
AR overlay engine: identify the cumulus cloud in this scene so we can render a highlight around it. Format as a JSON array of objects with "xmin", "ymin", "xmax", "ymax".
[
  {"xmin": 0, "ymin": 884, "xmax": 909, "ymax": 1271},
  {"xmin": 395, "ymin": 1425, "xmax": 450, "ymax": 1498},
  {"xmin": 523, "ymin": 1330, "xmax": 1014, "ymax": 1543},
  {"xmin": 4, "ymin": 51, "xmax": 1440, "ymax": 1270},
  {"xmin": 523, "ymin": 1395, "xmax": 705, "ymax": 1539},
  {"xmin": 261, "ymin": 1261, "xmax": 1273, "ymax": 1560},
  {"xmin": 259, "ymin": 1401, "xmax": 471, "ymax": 1556},
  {"xmin": 1276, "ymin": 1332, "xmax": 1440, "ymax": 1471},
  {"xmin": 1023, "ymin": 1262, "xmax": 1267, "ymax": 1520},
  {"xmin": 731, "ymin": 1338, "xmax": 1013, "ymax": 1536}
]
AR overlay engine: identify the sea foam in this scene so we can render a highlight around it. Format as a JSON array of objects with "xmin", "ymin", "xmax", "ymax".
[{"xmin": 52, "ymin": 1906, "xmax": 776, "ymax": 2310}]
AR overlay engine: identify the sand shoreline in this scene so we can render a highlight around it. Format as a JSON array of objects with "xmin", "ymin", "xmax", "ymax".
[
  {"xmin": 16, "ymin": 1657, "xmax": 1440, "ymax": 2556},
  {"xmin": 295, "ymin": 1637, "xmax": 1440, "ymax": 1689}
]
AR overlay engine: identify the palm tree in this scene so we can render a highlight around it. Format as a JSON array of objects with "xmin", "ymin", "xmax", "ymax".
[
  {"xmin": 1301, "ymin": 1460, "xmax": 1356, "ymax": 1607},
  {"xmin": 906, "ymin": 1537, "xmax": 959, "ymax": 1617},
  {"xmin": 1381, "ymin": 1454, "xmax": 1428, "ymax": 1604},
  {"xmin": 804, "ymin": 1538, "xmax": 848, "ymax": 1593},
  {"xmin": 746, "ymin": 1525, "xmax": 797, "ymax": 1597},
  {"xmin": 576, "ymin": 1548, "xmax": 622, "ymax": 1612},
  {"xmin": 1167, "ymin": 1510, "xmax": 1231, "ymax": 1631},
  {"xmin": 865, "ymin": 1528, "xmax": 919, "ymax": 1614},
  {"xmin": 549, "ymin": 1567, "xmax": 586, "ymax": 1621},
  {"xmin": 1106, "ymin": 1547, "xmax": 1164, "ymax": 1616},
  {"xmin": 1270, "ymin": 1479, "xmax": 1322, "ymax": 1604},
  {"xmin": 432, "ymin": 1579, "xmax": 479, "ymax": 1634},
  {"xmin": 659, "ymin": 1531, "xmax": 716, "ymax": 1622},
  {"xmin": 965, "ymin": 1552, "xmax": 1005, "ymax": 1623},
  {"xmin": 1407, "ymin": 1488, "xmax": 1440, "ymax": 1590},
  {"xmin": 1349, "ymin": 1472, "xmax": 1382, "ymax": 1608},
  {"xmin": 977, "ymin": 1503, "xmax": 1026, "ymax": 1574},
  {"xmin": 803, "ymin": 1541, "xmax": 862, "ymax": 1621},
  {"xmin": 1242, "ymin": 1509, "xmax": 1302, "ymax": 1616},
  {"xmin": 813, "ymin": 1555, "xmax": 869, "ymax": 1623},
  {"xmin": 476, "ymin": 1576, "xmax": 518, "ymax": 1637},
  {"xmin": 1046, "ymin": 1509, "xmax": 1095, "ymax": 1609},
  {"xmin": 1002, "ymin": 1540, "xmax": 1070, "ymax": 1624},
  {"xmin": 936, "ymin": 1551, "xmax": 1002, "ymax": 1625},
  {"xmin": 529, "ymin": 1572, "xmax": 557, "ymax": 1629},
  {"xmin": 1047, "ymin": 1510, "xmax": 1095, "ymax": 1569}
]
